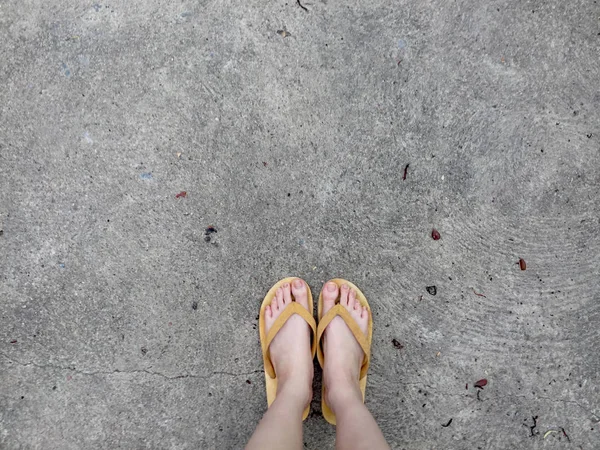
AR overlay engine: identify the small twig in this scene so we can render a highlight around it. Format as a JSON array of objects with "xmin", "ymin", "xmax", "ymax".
[
  {"xmin": 297, "ymin": 0, "xmax": 308, "ymax": 11},
  {"xmin": 476, "ymin": 390, "xmax": 482, "ymax": 401},
  {"xmin": 561, "ymin": 427, "xmax": 570, "ymax": 442},
  {"xmin": 402, "ymin": 163, "xmax": 409, "ymax": 180}
]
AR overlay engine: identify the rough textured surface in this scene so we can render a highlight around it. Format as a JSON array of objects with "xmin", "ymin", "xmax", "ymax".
[{"xmin": 1, "ymin": 0, "xmax": 599, "ymax": 448}]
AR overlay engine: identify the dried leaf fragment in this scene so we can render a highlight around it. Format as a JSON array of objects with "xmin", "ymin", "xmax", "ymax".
[{"xmin": 474, "ymin": 378, "xmax": 487, "ymax": 389}]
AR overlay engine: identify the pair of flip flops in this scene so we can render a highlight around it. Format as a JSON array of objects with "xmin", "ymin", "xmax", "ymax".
[{"xmin": 259, "ymin": 277, "xmax": 373, "ymax": 425}]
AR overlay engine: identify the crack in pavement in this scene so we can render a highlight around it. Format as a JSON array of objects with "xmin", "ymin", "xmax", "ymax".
[
  {"xmin": 2, "ymin": 352, "xmax": 597, "ymax": 421},
  {"xmin": 0, "ymin": 351, "xmax": 264, "ymax": 380}
]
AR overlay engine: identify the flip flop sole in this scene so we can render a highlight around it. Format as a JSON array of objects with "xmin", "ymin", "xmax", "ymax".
[
  {"xmin": 259, "ymin": 277, "xmax": 315, "ymax": 421},
  {"xmin": 318, "ymin": 278, "xmax": 373, "ymax": 425}
]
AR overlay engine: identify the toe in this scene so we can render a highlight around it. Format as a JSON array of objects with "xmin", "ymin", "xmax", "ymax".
[
  {"xmin": 276, "ymin": 287, "xmax": 284, "ymax": 310},
  {"xmin": 322, "ymin": 281, "xmax": 339, "ymax": 314},
  {"xmin": 264, "ymin": 305, "xmax": 273, "ymax": 325},
  {"xmin": 292, "ymin": 278, "xmax": 309, "ymax": 309},
  {"xmin": 358, "ymin": 307, "xmax": 369, "ymax": 334},
  {"xmin": 349, "ymin": 289, "xmax": 357, "ymax": 310},
  {"xmin": 270, "ymin": 294, "xmax": 279, "ymax": 312},
  {"xmin": 282, "ymin": 282, "xmax": 292, "ymax": 304},
  {"xmin": 340, "ymin": 284, "xmax": 350, "ymax": 308}
]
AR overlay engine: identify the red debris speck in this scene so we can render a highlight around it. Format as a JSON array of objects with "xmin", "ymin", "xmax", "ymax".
[
  {"xmin": 263, "ymin": 162, "xmax": 268, "ymax": 167},
  {"xmin": 465, "ymin": 383, "xmax": 468, "ymax": 390},
  {"xmin": 431, "ymin": 228, "xmax": 441, "ymax": 240},
  {"xmin": 402, "ymin": 163, "xmax": 409, "ymax": 180},
  {"xmin": 175, "ymin": 191, "xmax": 187, "ymax": 198},
  {"xmin": 67, "ymin": 375, "xmax": 72, "ymax": 381},
  {"xmin": 10, "ymin": 340, "xmax": 17, "ymax": 344},
  {"xmin": 474, "ymin": 379, "xmax": 487, "ymax": 389},
  {"xmin": 519, "ymin": 258, "xmax": 526, "ymax": 270},
  {"xmin": 472, "ymin": 289, "xmax": 487, "ymax": 298}
]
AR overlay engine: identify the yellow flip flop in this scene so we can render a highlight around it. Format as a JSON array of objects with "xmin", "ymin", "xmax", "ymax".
[
  {"xmin": 316, "ymin": 279, "xmax": 373, "ymax": 425},
  {"xmin": 259, "ymin": 277, "xmax": 317, "ymax": 420}
]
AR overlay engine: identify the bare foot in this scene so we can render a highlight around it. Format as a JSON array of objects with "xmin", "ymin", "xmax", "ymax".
[
  {"xmin": 321, "ymin": 281, "xmax": 369, "ymax": 413},
  {"xmin": 264, "ymin": 279, "xmax": 313, "ymax": 406}
]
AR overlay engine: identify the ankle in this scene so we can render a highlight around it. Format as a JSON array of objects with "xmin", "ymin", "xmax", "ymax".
[
  {"xmin": 325, "ymin": 376, "xmax": 363, "ymax": 414},
  {"xmin": 276, "ymin": 373, "xmax": 313, "ymax": 407}
]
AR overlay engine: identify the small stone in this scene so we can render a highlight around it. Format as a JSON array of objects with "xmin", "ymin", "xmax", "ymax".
[
  {"xmin": 426, "ymin": 286, "xmax": 437, "ymax": 296},
  {"xmin": 392, "ymin": 339, "xmax": 404, "ymax": 350}
]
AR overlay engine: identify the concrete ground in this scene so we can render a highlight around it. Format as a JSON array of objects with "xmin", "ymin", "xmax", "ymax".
[{"xmin": 1, "ymin": 0, "xmax": 599, "ymax": 448}]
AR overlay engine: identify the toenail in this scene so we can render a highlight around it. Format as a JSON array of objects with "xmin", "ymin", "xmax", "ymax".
[
  {"xmin": 342, "ymin": 284, "xmax": 348, "ymax": 290},
  {"xmin": 293, "ymin": 279, "xmax": 303, "ymax": 289},
  {"xmin": 327, "ymin": 282, "xmax": 337, "ymax": 292},
  {"xmin": 283, "ymin": 283, "xmax": 289, "ymax": 288}
]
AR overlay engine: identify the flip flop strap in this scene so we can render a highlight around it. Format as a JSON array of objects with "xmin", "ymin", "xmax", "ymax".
[
  {"xmin": 317, "ymin": 304, "xmax": 371, "ymax": 380},
  {"xmin": 263, "ymin": 302, "xmax": 317, "ymax": 379}
]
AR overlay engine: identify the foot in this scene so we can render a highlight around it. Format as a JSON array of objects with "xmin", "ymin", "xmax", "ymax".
[
  {"xmin": 321, "ymin": 281, "xmax": 369, "ymax": 413},
  {"xmin": 264, "ymin": 279, "xmax": 314, "ymax": 407}
]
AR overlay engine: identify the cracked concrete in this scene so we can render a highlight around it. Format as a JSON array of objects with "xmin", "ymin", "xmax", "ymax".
[
  {"xmin": 1, "ymin": 351, "xmax": 263, "ymax": 381},
  {"xmin": 1, "ymin": 0, "xmax": 600, "ymax": 448}
]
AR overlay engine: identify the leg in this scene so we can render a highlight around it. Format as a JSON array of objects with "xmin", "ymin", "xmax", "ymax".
[
  {"xmin": 321, "ymin": 282, "xmax": 390, "ymax": 450},
  {"xmin": 245, "ymin": 386, "xmax": 305, "ymax": 450},
  {"xmin": 246, "ymin": 279, "xmax": 314, "ymax": 450},
  {"xmin": 329, "ymin": 384, "xmax": 389, "ymax": 450}
]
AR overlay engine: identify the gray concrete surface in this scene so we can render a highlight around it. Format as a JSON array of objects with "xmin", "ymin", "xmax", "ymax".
[{"xmin": 1, "ymin": 0, "xmax": 599, "ymax": 448}]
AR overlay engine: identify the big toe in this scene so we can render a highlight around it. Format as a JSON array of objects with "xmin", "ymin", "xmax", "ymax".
[
  {"xmin": 291, "ymin": 278, "xmax": 309, "ymax": 309},
  {"xmin": 322, "ymin": 281, "xmax": 339, "ymax": 314}
]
